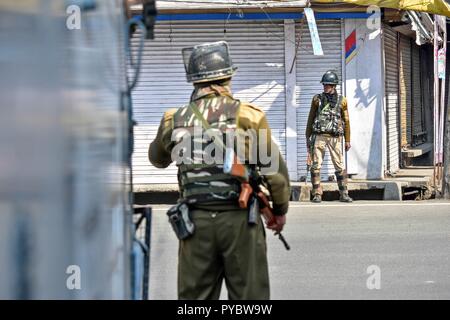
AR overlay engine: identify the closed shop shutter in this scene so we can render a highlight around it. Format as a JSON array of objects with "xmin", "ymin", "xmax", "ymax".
[
  {"xmin": 399, "ymin": 34, "xmax": 412, "ymax": 147},
  {"xmin": 411, "ymin": 44, "xmax": 425, "ymax": 146},
  {"xmin": 130, "ymin": 20, "xmax": 286, "ymax": 185},
  {"xmin": 419, "ymin": 46, "xmax": 434, "ymax": 144},
  {"xmin": 384, "ymin": 26, "xmax": 400, "ymax": 173},
  {"xmin": 296, "ymin": 19, "xmax": 343, "ymax": 180}
]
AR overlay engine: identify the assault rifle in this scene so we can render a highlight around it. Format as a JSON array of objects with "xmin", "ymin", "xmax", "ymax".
[
  {"xmin": 306, "ymin": 134, "xmax": 316, "ymax": 184},
  {"xmin": 224, "ymin": 153, "xmax": 290, "ymax": 251}
]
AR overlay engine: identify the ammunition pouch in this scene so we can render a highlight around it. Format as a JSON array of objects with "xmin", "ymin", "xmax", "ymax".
[
  {"xmin": 312, "ymin": 94, "xmax": 344, "ymax": 136},
  {"xmin": 167, "ymin": 202, "xmax": 195, "ymax": 240}
]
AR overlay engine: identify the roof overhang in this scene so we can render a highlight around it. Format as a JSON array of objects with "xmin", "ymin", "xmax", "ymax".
[
  {"xmin": 131, "ymin": 0, "xmax": 307, "ymax": 14},
  {"xmin": 128, "ymin": 0, "xmax": 369, "ymax": 14}
]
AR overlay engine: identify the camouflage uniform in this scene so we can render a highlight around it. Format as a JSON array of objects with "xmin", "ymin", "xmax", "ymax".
[
  {"xmin": 305, "ymin": 92, "xmax": 351, "ymax": 199},
  {"xmin": 149, "ymin": 82, "xmax": 290, "ymax": 299}
]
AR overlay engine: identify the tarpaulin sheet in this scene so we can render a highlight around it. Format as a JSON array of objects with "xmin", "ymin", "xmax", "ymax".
[{"xmin": 314, "ymin": 0, "xmax": 450, "ymax": 17}]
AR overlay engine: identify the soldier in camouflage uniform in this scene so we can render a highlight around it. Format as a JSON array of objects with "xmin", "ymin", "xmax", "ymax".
[
  {"xmin": 149, "ymin": 41, "xmax": 290, "ymax": 299},
  {"xmin": 305, "ymin": 70, "xmax": 353, "ymax": 203}
]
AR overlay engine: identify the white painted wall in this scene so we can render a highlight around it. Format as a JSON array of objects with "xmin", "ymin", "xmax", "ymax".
[{"xmin": 344, "ymin": 19, "xmax": 385, "ymax": 179}]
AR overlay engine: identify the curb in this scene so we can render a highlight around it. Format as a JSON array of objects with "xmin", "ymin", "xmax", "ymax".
[{"xmin": 134, "ymin": 181, "xmax": 405, "ymax": 203}]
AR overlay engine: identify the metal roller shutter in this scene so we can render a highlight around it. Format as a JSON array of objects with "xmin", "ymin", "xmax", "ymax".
[
  {"xmin": 130, "ymin": 20, "xmax": 286, "ymax": 185},
  {"xmin": 399, "ymin": 34, "xmax": 412, "ymax": 147},
  {"xmin": 383, "ymin": 26, "xmax": 400, "ymax": 173},
  {"xmin": 411, "ymin": 44, "xmax": 424, "ymax": 146},
  {"xmin": 296, "ymin": 19, "xmax": 343, "ymax": 180}
]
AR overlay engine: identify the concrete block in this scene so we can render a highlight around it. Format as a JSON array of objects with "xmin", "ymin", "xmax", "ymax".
[
  {"xmin": 300, "ymin": 185, "xmax": 311, "ymax": 202},
  {"xmin": 401, "ymin": 142, "xmax": 433, "ymax": 158},
  {"xmin": 290, "ymin": 186, "xmax": 301, "ymax": 201},
  {"xmin": 382, "ymin": 182, "xmax": 402, "ymax": 201}
]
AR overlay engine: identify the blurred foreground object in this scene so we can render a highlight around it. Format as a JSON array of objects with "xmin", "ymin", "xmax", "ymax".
[{"xmin": 0, "ymin": 0, "xmax": 133, "ymax": 299}]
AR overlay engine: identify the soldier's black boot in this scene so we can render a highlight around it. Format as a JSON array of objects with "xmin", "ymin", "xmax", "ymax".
[
  {"xmin": 339, "ymin": 191, "xmax": 353, "ymax": 203},
  {"xmin": 312, "ymin": 194, "xmax": 322, "ymax": 203}
]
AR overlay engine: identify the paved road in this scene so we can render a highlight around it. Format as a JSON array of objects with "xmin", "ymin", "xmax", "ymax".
[{"xmin": 148, "ymin": 201, "xmax": 450, "ymax": 300}]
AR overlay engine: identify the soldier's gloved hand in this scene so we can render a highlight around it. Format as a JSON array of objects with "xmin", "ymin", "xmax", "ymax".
[
  {"xmin": 268, "ymin": 214, "xmax": 286, "ymax": 234},
  {"xmin": 345, "ymin": 142, "xmax": 351, "ymax": 152}
]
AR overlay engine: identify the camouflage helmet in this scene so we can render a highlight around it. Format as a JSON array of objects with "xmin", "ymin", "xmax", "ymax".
[
  {"xmin": 320, "ymin": 70, "xmax": 339, "ymax": 85},
  {"xmin": 182, "ymin": 41, "xmax": 237, "ymax": 83}
]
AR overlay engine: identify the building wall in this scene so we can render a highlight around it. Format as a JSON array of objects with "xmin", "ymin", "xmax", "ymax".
[{"xmin": 344, "ymin": 19, "xmax": 384, "ymax": 179}]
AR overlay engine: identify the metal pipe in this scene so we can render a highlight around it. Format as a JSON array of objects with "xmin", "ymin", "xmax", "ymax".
[
  {"xmin": 434, "ymin": 16, "xmax": 439, "ymax": 190},
  {"xmin": 439, "ymin": 19, "xmax": 447, "ymax": 193}
]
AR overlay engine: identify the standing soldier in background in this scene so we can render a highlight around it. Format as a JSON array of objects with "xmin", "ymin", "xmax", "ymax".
[
  {"xmin": 306, "ymin": 70, "xmax": 353, "ymax": 203},
  {"xmin": 148, "ymin": 41, "xmax": 290, "ymax": 299}
]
